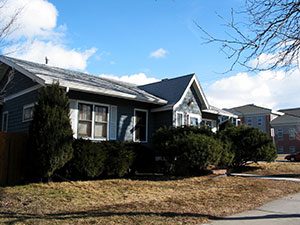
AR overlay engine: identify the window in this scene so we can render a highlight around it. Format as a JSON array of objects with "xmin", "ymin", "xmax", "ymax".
[
  {"xmin": 188, "ymin": 113, "xmax": 201, "ymax": 127},
  {"xmin": 1, "ymin": 111, "xmax": 8, "ymax": 132},
  {"xmin": 176, "ymin": 112, "xmax": 184, "ymax": 127},
  {"xmin": 94, "ymin": 105, "xmax": 108, "ymax": 139},
  {"xmin": 278, "ymin": 129, "xmax": 283, "ymax": 141},
  {"xmin": 134, "ymin": 109, "xmax": 148, "ymax": 142},
  {"xmin": 289, "ymin": 146, "xmax": 296, "ymax": 153},
  {"xmin": 247, "ymin": 117, "xmax": 252, "ymax": 126},
  {"xmin": 78, "ymin": 103, "xmax": 109, "ymax": 139},
  {"xmin": 289, "ymin": 129, "xmax": 295, "ymax": 140},
  {"xmin": 23, "ymin": 104, "xmax": 34, "ymax": 122},
  {"xmin": 278, "ymin": 146, "xmax": 284, "ymax": 153},
  {"xmin": 258, "ymin": 116, "xmax": 262, "ymax": 126}
]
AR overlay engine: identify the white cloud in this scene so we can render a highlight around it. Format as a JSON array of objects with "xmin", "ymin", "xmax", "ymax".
[
  {"xmin": 99, "ymin": 73, "xmax": 159, "ymax": 85},
  {"xmin": 150, "ymin": 48, "xmax": 168, "ymax": 58},
  {"xmin": 1, "ymin": 0, "xmax": 97, "ymax": 71},
  {"xmin": 1, "ymin": 0, "xmax": 58, "ymax": 39},
  {"xmin": 206, "ymin": 70, "xmax": 300, "ymax": 110},
  {"xmin": 3, "ymin": 40, "xmax": 97, "ymax": 70}
]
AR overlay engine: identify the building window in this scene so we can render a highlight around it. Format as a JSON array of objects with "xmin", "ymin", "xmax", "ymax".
[
  {"xmin": 278, "ymin": 146, "xmax": 284, "ymax": 153},
  {"xmin": 258, "ymin": 116, "xmax": 262, "ymax": 126},
  {"xmin": 78, "ymin": 103, "xmax": 109, "ymax": 139},
  {"xmin": 1, "ymin": 111, "xmax": 8, "ymax": 132},
  {"xmin": 134, "ymin": 109, "xmax": 148, "ymax": 142},
  {"xmin": 23, "ymin": 104, "xmax": 34, "ymax": 122},
  {"xmin": 176, "ymin": 112, "xmax": 184, "ymax": 127},
  {"xmin": 278, "ymin": 129, "xmax": 283, "ymax": 141},
  {"xmin": 289, "ymin": 129, "xmax": 295, "ymax": 140},
  {"xmin": 188, "ymin": 113, "xmax": 201, "ymax": 127},
  {"xmin": 247, "ymin": 117, "xmax": 252, "ymax": 126},
  {"xmin": 94, "ymin": 105, "xmax": 108, "ymax": 139},
  {"xmin": 289, "ymin": 146, "xmax": 296, "ymax": 153}
]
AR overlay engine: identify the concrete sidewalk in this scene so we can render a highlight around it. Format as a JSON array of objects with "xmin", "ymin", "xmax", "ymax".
[{"xmin": 207, "ymin": 193, "xmax": 300, "ymax": 225}]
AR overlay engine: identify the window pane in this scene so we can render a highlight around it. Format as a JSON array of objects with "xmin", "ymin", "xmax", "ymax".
[
  {"xmin": 24, "ymin": 107, "xmax": 34, "ymax": 121},
  {"xmin": 95, "ymin": 106, "xmax": 108, "ymax": 122},
  {"xmin": 78, "ymin": 121, "xmax": 92, "ymax": 137},
  {"xmin": 135, "ymin": 111, "xmax": 147, "ymax": 141},
  {"xmin": 79, "ymin": 104, "xmax": 92, "ymax": 120},
  {"xmin": 177, "ymin": 113, "xmax": 183, "ymax": 126},
  {"xmin": 190, "ymin": 117, "xmax": 199, "ymax": 127},
  {"xmin": 206, "ymin": 120, "xmax": 212, "ymax": 128},
  {"xmin": 95, "ymin": 122, "xmax": 107, "ymax": 138}
]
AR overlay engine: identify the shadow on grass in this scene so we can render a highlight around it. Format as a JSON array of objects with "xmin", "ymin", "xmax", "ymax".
[
  {"xmin": 1, "ymin": 210, "xmax": 300, "ymax": 224},
  {"xmin": 0, "ymin": 210, "xmax": 219, "ymax": 224}
]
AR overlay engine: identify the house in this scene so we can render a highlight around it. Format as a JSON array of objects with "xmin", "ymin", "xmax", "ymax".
[
  {"xmin": 270, "ymin": 108, "xmax": 300, "ymax": 154},
  {"xmin": 224, "ymin": 104, "xmax": 283, "ymax": 137},
  {"xmin": 0, "ymin": 55, "xmax": 236, "ymax": 146}
]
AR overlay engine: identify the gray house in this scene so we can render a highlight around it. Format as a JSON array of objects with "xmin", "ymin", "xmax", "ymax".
[{"xmin": 0, "ymin": 56, "xmax": 235, "ymax": 145}]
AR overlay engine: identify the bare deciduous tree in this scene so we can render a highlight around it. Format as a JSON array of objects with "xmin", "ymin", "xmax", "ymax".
[
  {"xmin": 0, "ymin": 0, "xmax": 22, "ymax": 100},
  {"xmin": 196, "ymin": 0, "xmax": 300, "ymax": 72}
]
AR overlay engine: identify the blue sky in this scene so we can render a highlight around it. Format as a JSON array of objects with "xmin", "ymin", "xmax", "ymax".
[{"xmin": 2, "ymin": 0, "xmax": 300, "ymax": 110}]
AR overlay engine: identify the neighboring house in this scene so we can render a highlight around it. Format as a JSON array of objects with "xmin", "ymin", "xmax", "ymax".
[
  {"xmin": 271, "ymin": 108, "xmax": 300, "ymax": 154},
  {"xmin": 224, "ymin": 104, "xmax": 283, "ymax": 137},
  {"xmin": 0, "ymin": 55, "xmax": 236, "ymax": 146}
]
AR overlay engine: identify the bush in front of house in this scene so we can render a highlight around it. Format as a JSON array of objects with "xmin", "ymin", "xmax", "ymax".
[
  {"xmin": 153, "ymin": 126, "xmax": 233, "ymax": 175},
  {"xmin": 218, "ymin": 125, "xmax": 277, "ymax": 167},
  {"xmin": 28, "ymin": 82, "xmax": 73, "ymax": 180},
  {"xmin": 125, "ymin": 142, "xmax": 156, "ymax": 173},
  {"xmin": 64, "ymin": 139, "xmax": 136, "ymax": 179}
]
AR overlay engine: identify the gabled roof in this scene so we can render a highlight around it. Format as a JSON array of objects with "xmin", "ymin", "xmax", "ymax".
[
  {"xmin": 279, "ymin": 108, "xmax": 300, "ymax": 117},
  {"xmin": 227, "ymin": 104, "xmax": 282, "ymax": 116},
  {"xmin": 0, "ymin": 55, "xmax": 167, "ymax": 105},
  {"xmin": 139, "ymin": 73, "xmax": 209, "ymax": 111},
  {"xmin": 271, "ymin": 107, "xmax": 300, "ymax": 125},
  {"xmin": 204, "ymin": 105, "xmax": 238, "ymax": 118}
]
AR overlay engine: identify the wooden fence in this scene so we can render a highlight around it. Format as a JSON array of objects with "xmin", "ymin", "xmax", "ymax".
[{"xmin": 0, "ymin": 132, "xmax": 28, "ymax": 186}]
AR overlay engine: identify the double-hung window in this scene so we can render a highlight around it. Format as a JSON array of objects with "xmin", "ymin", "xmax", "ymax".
[
  {"xmin": 78, "ymin": 103, "xmax": 109, "ymax": 139},
  {"xmin": 188, "ymin": 113, "xmax": 201, "ymax": 127},
  {"xmin": 176, "ymin": 112, "xmax": 184, "ymax": 127},
  {"xmin": 247, "ymin": 117, "xmax": 252, "ymax": 126},
  {"xmin": 257, "ymin": 116, "xmax": 262, "ymax": 126},
  {"xmin": 94, "ymin": 105, "xmax": 108, "ymax": 139},
  {"xmin": 134, "ymin": 109, "xmax": 148, "ymax": 142},
  {"xmin": 23, "ymin": 104, "xmax": 34, "ymax": 122},
  {"xmin": 289, "ymin": 129, "xmax": 295, "ymax": 140},
  {"xmin": 278, "ymin": 129, "xmax": 283, "ymax": 141}
]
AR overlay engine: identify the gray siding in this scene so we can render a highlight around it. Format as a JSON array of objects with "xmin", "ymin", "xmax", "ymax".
[
  {"xmin": 173, "ymin": 86, "xmax": 202, "ymax": 125},
  {"xmin": 1, "ymin": 70, "xmax": 37, "ymax": 97},
  {"xmin": 1, "ymin": 90, "xmax": 38, "ymax": 132},
  {"xmin": 68, "ymin": 90, "xmax": 157, "ymax": 142}
]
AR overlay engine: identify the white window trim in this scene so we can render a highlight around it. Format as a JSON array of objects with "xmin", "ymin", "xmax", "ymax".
[
  {"xmin": 77, "ymin": 100, "xmax": 110, "ymax": 141},
  {"xmin": 133, "ymin": 108, "xmax": 148, "ymax": 143},
  {"xmin": 23, "ymin": 103, "xmax": 35, "ymax": 122},
  {"xmin": 176, "ymin": 111, "xmax": 184, "ymax": 127},
  {"xmin": 187, "ymin": 113, "xmax": 201, "ymax": 127},
  {"xmin": 1, "ymin": 111, "xmax": 8, "ymax": 132}
]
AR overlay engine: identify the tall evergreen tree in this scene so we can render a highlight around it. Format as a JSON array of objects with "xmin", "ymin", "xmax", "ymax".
[{"xmin": 29, "ymin": 82, "xmax": 73, "ymax": 180}]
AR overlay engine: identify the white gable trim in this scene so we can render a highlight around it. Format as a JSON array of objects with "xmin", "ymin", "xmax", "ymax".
[
  {"xmin": 3, "ymin": 84, "xmax": 41, "ymax": 102},
  {"xmin": 173, "ymin": 74, "xmax": 209, "ymax": 110},
  {"xmin": 0, "ymin": 56, "xmax": 45, "ymax": 85}
]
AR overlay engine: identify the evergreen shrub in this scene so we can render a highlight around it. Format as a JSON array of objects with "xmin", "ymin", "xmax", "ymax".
[{"xmin": 29, "ymin": 82, "xmax": 73, "ymax": 180}]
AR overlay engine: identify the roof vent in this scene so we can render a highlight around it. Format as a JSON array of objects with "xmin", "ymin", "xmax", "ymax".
[
  {"xmin": 45, "ymin": 56, "xmax": 49, "ymax": 65},
  {"xmin": 161, "ymin": 78, "xmax": 168, "ymax": 81}
]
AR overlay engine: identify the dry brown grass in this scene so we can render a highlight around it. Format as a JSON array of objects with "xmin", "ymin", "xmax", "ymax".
[
  {"xmin": 1, "ymin": 175, "xmax": 300, "ymax": 224},
  {"xmin": 245, "ymin": 161, "xmax": 300, "ymax": 177}
]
